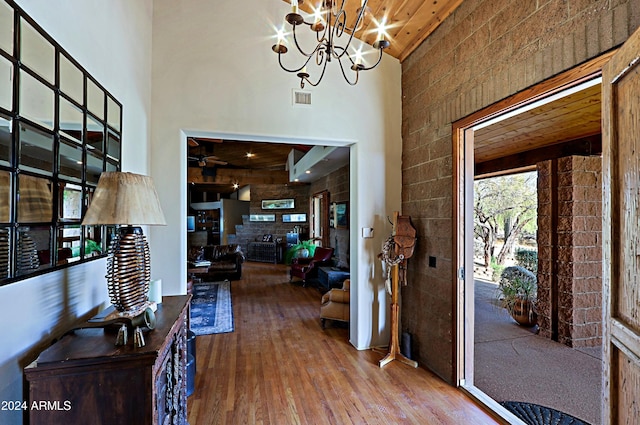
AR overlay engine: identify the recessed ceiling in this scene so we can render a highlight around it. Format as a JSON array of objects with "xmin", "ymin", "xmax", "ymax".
[
  {"xmin": 474, "ymin": 82, "xmax": 602, "ymax": 169},
  {"xmin": 187, "ymin": 138, "xmax": 349, "ymax": 194}
]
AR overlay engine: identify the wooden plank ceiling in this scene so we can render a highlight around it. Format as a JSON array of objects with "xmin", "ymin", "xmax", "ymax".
[
  {"xmin": 289, "ymin": 0, "xmax": 464, "ymax": 62},
  {"xmin": 474, "ymin": 83, "xmax": 602, "ymax": 174},
  {"xmin": 188, "ymin": 139, "xmax": 312, "ymax": 194}
]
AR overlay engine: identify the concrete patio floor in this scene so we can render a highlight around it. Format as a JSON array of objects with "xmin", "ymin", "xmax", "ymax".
[{"xmin": 473, "ymin": 278, "xmax": 602, "ymax": 425}]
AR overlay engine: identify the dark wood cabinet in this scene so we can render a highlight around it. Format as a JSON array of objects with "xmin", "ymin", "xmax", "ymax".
[{"xmin": 25, "ymin": 295, "xmax": 191, "ymax": 425}]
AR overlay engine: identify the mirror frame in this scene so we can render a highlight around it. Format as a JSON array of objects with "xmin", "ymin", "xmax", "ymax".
[{"xmin": 0, "ymin": 0, "xmax": 123, "ymax": 285}]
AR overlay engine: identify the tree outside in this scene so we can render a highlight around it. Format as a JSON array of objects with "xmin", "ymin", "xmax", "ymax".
[{"xmin": 474, "ymin": 171, "xmax": 537, "ymax": 277}]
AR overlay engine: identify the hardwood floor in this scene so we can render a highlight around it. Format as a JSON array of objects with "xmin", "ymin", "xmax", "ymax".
[{"xmin": 187, "ymin": 262, "xmax": 498, "ymax": 425}]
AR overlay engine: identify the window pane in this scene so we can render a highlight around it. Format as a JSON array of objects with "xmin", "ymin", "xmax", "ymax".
[
  {"xmin": 84, "ymin": 225, "xmax": 103, "ymax": 259},
  {"xmin": 106, "ymin": 159, "xmax": 118, "ymax": 172},
  {"xmin": 0, "ymin": 2, "xmax": 13, "ymax": 55},
  {"xmin": 86, "ymin": 114, "xmax": 103, "ymax": 151},
  {"xmin": 59, "ymin": 182, "xmax": 82, "ymax": 220},
  {"xmin": 17, "ymin": 225, "xmax": 50, "ymax": 275},
  {"xmin": 0, "ymin": 56, "xmax": 12, "ymax": 111},
  {"xmin": 60, "ymin": 54, "xmax": 83, "ymax": 104},
  {"xmin": 0, "ymin": 170, "xmax": 10, "ymax": 222},
  {"xmin": 19, "ymin": 123, "xmax": 53, "ymax": 175},
  {"xmin": 59, "ymin": 97, "xmax": 83, "ymax": 143},
  {"xmin": 86, "ymin": 152, "xmax": 102, "ymax": 184},
  {"xmin": 87, "ymin": 79, "xmax": 104, "ymax": 119},
  {"xmin": 107, "ymin": 132, "xmax": 120, "ymax": 161},
  {"xmin": 19, "ymin": 70, "xmax": 54, "ymax": 129},
  {"xmin": 57, "ymin": 225, "xmax": 81, "ymax": 264},
  {"xmin": 17, "ymin": 174, "xmax": 52, "ymax": 223},
  {"xmin": 19, "ymin": 18, "xmax": 54, "ymax": 84},
  {"xmin": 0, "ymin": 115, "xmax": 11, "ymax": 167},
  {"xmin": 0, "ymin": 227, "xmax": 9, "ymax": 278},
  {"xmin": 58, "ymin": 141, "xmax": 83, "ymax": 182},
  {"xmin": 107, "ymin": 96, "xmax": 121, "ymax": 131}
]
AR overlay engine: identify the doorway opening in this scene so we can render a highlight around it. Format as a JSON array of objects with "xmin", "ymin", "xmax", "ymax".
[{"xmin": 453, "ymin": 52, "xmax": 615, "ymax": 424}]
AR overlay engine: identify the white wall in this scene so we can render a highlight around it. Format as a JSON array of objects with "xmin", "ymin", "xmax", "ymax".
[
  {"xmin": 150, "ymin": 0, "xmax": 402, "ymax": 349},
  {"xmin": 0, "ymin": 1, "xmax": 152, "ymax": 423}
]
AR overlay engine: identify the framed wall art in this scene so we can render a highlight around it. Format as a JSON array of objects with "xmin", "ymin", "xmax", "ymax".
[
  {"xmin": 249, "ymin": 214, "xmax": 276, "ymax": 222},
  {"xmin": 261, "ymin": 199, "xmax": 294, "ymax": 210},
  {"xmin": 282, "ymin": 213, "xmax": 307, "ymax": 223},
  {"xmin": 334, "ymin": 201, "xmax": 349, "ymax": 229}
]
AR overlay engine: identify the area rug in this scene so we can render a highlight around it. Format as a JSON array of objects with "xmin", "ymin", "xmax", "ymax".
[
  {"xmin": 190, "ymin": 281, "xmax": 234, "ymax": 335},
  {"xmin": 500, "ymin": 401, "xmax": 590, "ymax": 425}
]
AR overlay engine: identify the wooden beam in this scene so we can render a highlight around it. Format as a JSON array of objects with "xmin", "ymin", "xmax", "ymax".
[
  {"xmin": 187, "ymin": 167, "xmax": 290, "ymax": 185},
  {"xmin": 474, "ymin": 135, "xmax": 602, "ymax": 178}
]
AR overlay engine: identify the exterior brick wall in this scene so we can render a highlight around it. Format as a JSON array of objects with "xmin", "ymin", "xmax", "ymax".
[
  {"xmin": 401, "ymin": 0, "xmax": 637, "ymax": 382},
  {"xmin": 536, "ymin": 156, "xmax": 602, "ymax": 348},
  {"xmin": 537, "ymin": 161, "xmax": 553, "ymax": 340}
]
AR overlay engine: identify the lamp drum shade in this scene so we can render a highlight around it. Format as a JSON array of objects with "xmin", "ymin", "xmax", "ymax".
[{"xmin": 82, "ymin": 172, "xmax": 166, "ymax": 226}]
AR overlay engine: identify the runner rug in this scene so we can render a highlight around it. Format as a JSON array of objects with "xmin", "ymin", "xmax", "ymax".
[{"xmin": 190, "ymin": 281, "xmax": 234, "ymax": 335}]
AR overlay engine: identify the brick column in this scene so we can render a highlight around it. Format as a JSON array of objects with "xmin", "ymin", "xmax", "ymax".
[
  {"xmin": 536, "ymin": 161, "xmax": 553, "ymax": 340},
  {"xmin": 536, "ymin": 156, "xmax": 602, "ymax": 348}
]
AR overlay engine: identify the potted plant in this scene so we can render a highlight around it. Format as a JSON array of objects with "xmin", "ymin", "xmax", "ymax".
[
  {"xmin": 284, "ymin": 240, "xmax": 317, "ymax": 265},
  {"xmin": 497, "ymin": 266, "xmax": 537, "ymax": 327}
]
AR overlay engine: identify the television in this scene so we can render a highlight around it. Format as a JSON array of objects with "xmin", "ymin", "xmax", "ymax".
[{"xmin": 187, "ymin": 215, "xmax": 196, "ymax": 232}]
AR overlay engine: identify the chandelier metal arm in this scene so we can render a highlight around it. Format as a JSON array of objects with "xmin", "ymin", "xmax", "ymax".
[
  {"xmin": 291, "ymin": 23, "xmax": 320, "ymax": 58},
  {"xmin": 336, "ymin": 56, "xmax": 360, "ymax": 86},
  {"xmin": 277, "ymin": 51, "xmax": 313, "ymax": 74},
  {"xmin": 358, "ymin": 48, "xmax": 385, "ymax": 71},
  {"xmin": 299, "ymin": 55, "xmax": 330, "ymax": 88}
]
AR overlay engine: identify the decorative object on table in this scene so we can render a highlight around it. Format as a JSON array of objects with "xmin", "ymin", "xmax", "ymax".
[
  {"xmin": 271, "ymin": 0, "xmax": 390, "ymax": 88},
  {"xmin": 82, "ymin": 171, "xmax": 166, "ymax": 347},
  {"xmin": 190, "ymin": 281, "xmax": 234, "ymax": 335},
  {"xmin": 497, "ymin": 266, "xmax": 538, "ymax": 327},
  {"xmin": 377, "ymin": 212, "xmax": 418, "ymax": 368}
]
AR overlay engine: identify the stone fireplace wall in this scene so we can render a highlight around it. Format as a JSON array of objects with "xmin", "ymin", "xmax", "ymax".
[{"xmin": 537, "ymin": 156, "xmax": 602, "ymax": 348}]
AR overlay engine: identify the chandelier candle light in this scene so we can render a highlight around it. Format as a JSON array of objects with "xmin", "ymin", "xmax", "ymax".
[
  {"xmin": 82, "ymin": 172, "xmax": 166, "ymax": 348},
  {"xmin": 272, "ymin": 0, "xmax": 390, "ymax": 88}
]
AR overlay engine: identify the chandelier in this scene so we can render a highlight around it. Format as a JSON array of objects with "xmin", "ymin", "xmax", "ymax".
[{"xmin": 271, "ymin": 0, "xmax": 390, "ymax": 88}]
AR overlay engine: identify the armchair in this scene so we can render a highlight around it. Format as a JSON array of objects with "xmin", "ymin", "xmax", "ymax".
[
  {"xmin": 289, "ymin": 246, "xmax": 333, "ymax": 286},
  {"xmin": 320, "ymin": 279, "xmax": 350, "ymax": 328}
]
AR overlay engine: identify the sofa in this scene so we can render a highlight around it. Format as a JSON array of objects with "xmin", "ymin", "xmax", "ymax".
[
  {"xmin": 320, "ymin": 279, "xmax": 350, "ymax": 328},
  {"xmin": 188, "ymin": 244, "xmax": 244, "ymax": 281}
]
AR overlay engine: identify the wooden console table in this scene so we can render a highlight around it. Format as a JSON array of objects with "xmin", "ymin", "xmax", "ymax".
[{"xmin": 25, "ymin": 295, "xmax": 191, "ymax": 425}]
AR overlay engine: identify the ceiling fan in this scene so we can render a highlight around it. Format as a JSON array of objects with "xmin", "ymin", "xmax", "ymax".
[
  {"xmin": 188, "ymin": 153, "xmax": 227, "ymax": 167},
  {"xmin": 188, "ymin": 140, "xmax": 227, "ymax": 167}
]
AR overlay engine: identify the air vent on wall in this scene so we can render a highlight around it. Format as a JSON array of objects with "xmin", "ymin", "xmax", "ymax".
[{"xmin": 292, "ymin": 89, "xmax": 311, "ymax": 107}]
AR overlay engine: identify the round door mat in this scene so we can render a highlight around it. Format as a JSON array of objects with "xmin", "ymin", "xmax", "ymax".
[{"xmin": 500, "ymin": 401, "xmax": 590, "ymax": 425}]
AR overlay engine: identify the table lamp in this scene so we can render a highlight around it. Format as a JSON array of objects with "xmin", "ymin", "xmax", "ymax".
[{"xmin": 82, "ymin": 171, "xmax": 166, "ymax": 347}]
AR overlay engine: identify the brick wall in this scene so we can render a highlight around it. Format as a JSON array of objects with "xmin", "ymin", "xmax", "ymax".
[
  {"xmin": 401, "ymin": 0, "xmax": 638, "ymax": 382},
  {"xmin": 234, "ymin": 184, "xmax": 310, "ymax": 254},
  {"xmin": 234, "ymin": 164, "xmax": 350, "ymax": 265},
  {"xmin": 537, "ymin": 156, "xmax": 602, "ymax": 347},
  {"xmin": 310, "ymin": 164, "xmax": 350, "ymax": 267}
]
